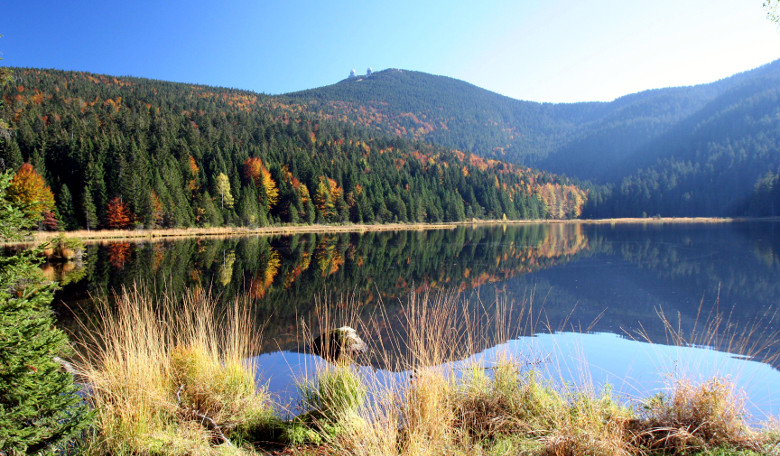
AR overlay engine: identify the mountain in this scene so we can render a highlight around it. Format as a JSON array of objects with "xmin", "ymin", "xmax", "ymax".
[
  {"xmin": 0, "ymin": 68, "xmax": 586, "ymax": 231},
  {"xmin": 284, "ymin": 62, "xmax": 780, "ymax": 217},
  {"xmin": 2, "ymin": 60, "xmax": 778, "ymax": 227}
]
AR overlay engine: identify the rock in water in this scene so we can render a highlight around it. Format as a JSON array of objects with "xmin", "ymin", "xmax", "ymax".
[{"xmin": 310, "ymin": 326, "xmax": 367, "ymax": 362}]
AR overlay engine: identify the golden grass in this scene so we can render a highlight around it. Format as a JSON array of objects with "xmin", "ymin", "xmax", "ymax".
[
  {"xmin": 73, "ymin": 286, "xmax": 272, "ymax": 455},
  {"xmin": 69, "ymin": 286, "xmax": 778, "ymax": 455},
  {"xmin": 299, "ymin": 291, "xmax": 778, "ymax": 456},
  {"xmin": 1, "ymin": 222, "xmax": 459, "ymax": 247}
]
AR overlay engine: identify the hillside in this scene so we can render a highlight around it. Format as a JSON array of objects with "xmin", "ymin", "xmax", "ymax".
[
  {"xmin": 285, "ymin": 63, "xmax": 780, "ymax": 217},
  {"xmin": 2, "ymin": 61, "xmax": 778, "ymax": 226},
  {"xmin": 0, "ymin": 68, "xmax": 586, "ymax": 231}
]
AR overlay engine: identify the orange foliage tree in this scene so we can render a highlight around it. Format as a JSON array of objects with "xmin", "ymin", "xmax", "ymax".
[
  {"xmin": 243, "ymin": 157, "xmax": 264, "ymax": 187},
  {"xmin": 149, "ymin": 192, "xmax": 164, "ymax": 227},
  {"xmin": 6, "ymin": 163, "xmax": 56, "ymax": 222},
  {"xmin": 187, "ymin": 156, "xmax": 200, "ymax": 196},
  {"xmin": 105, "ymin": 197, "xmax": 133, "ymax": 229},
  {"xmin": 243, "ymin": 157, "xmax": 279, "ymax": 209}
]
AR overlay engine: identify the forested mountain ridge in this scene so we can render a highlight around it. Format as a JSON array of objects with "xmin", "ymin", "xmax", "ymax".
[
  {"xmin": 285, "ymin": 62, "xmax": 780, "ymax": 217},
  {"xmin": 285, "ymin": 69, "xmax": 599, "ymax": 164},
  {"xmin": 0, "ymin": 68, "xmax": 586, "ymax": 230}
]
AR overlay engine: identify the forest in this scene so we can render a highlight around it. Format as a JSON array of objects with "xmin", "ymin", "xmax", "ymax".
[
  {"xmin": 2, "ymin": 60, "xmax": 778, "ymax": 227},
  {"xmin": 288, "ymin": 63, "xmax": 780, "ymax": 218},
  {"xmin": 0, "ymin": 68, "xmax": 587, "ymax": 231}
]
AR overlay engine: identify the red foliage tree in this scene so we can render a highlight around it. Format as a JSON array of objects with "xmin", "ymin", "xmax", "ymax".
[{"xmin": 105, "ymin": 197, "xmax": 133, "ymax": 229}]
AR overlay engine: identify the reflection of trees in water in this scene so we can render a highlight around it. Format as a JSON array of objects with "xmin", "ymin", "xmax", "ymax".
[
  {"xmin": 48, "ymin": 222, "xmax": 780, "ymax": 368},
  {"xmin": 582, "ymin": 223, "xmax": 780, "ymax": 315},
  {"xmin": 52, "ymin": 224, "xmax": 587, "ymax": 349},
  {"xmin": 107, "ymin": 242, "xmax": 132, "ymax": 268},
  {"xmin": 741, "ymin": 221, "xmax": 780, "ymax": 267}
]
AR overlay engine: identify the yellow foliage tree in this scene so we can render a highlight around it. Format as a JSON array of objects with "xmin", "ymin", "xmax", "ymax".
[{"xmin": 7, "ymin": 163, "xmax": 56, "ymax": 222}]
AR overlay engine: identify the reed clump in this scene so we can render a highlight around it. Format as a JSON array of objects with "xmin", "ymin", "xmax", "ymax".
[
  {"xmin": 632, "ymin": 378, "xmax": 763, "ymax": 454},
  {"xmin": 307, "ymin": 291, "xmax": 777, "ymax": 456},
  {"xmin": 70, "ymin": 287, "xmax": 778, "ymax": 455},
  {"xmin": 74, "ymin": 286, "xmax": 275, "ymax": 455}
]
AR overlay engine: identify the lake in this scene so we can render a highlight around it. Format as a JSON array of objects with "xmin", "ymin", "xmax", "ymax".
[{"xmin": 42, "ymin": 221, "xmax": 780, "ymax": 420}]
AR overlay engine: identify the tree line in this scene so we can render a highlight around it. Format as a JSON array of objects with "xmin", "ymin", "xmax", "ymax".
[{"xmin": 0, "ymin": 68, "xmax": 586, "ymax": 230}]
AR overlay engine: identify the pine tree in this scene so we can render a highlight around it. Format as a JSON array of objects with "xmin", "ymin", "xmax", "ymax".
[
  {"xmin": 57, "ymin": 184, "xmax": 78, "ymax": 230},
  {"xmin": 82, "ymin": 186, "xmax": 98, "ymax": 231},
  {"xmin": 0, "ymin": 170, "xmax": 92, "ymax": 454}
]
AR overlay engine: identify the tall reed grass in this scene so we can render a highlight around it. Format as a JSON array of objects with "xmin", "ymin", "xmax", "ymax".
[
  {"xmin": 72, "ymin": 286, "xmax": 779, "ymax": 455},
  {"xmin": 294, "ymin": 291, "xmax": 778, "ymax": 456},
  {"xmin": 73, "ymin": 286, "xmax": 274, "ymax": 455}
]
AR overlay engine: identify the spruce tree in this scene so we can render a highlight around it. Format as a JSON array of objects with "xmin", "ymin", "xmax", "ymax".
[
  {"xmin": 0, "ymin": 171, "xmax": 92, "ymax": 454},
  {"xmin": 57, "ymin": 184, "xmax": 78, "ymax": 230}
]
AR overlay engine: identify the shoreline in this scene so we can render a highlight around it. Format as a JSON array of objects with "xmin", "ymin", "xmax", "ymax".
[{"xmin": 3, "ymin": 216, "xmax": 775, "ymax": 247}]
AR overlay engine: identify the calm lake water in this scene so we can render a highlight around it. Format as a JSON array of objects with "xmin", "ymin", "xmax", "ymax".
[{"xmin": 40, "ymin": 221, "xmax": 780, "ymax": 419}]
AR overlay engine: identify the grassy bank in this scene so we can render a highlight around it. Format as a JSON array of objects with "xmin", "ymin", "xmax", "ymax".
[
  {"xmin": 70, "ymin": 288, "xmax": 779, "ymax": 456},
  {"xmin": 2, "ymin": 223, "xmax": 459, "ymax": 247},
  {"xmin": 2, "ymin": 216, "xmax": 753, "ymax": 247}
]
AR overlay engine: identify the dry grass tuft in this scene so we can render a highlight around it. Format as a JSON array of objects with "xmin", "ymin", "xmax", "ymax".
[
  {"xmin": 74, "ymin": 285, "xmax": 273, "ymax": 455},
  {"xmin": 633, "ymin": 378, "xmax": 761, "ymax": 454},
  {"xmin": 70, "ymin": 286, "xmax": 777, "ymax": 455}
]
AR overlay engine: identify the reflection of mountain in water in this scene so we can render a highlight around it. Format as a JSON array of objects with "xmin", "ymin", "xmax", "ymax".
[
  {"xmin": 488, "ymin": 222, "xmax": 780, "ymax": 368},
  {"xmin": 49, "ymin": 221, "xmax": 779, "ymax": 369}
]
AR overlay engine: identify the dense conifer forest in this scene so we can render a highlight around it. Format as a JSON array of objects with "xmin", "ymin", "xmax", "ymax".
[
  {"xmin": 2, "ymin": 60, "xmax": 778, "ymax": 228},
  {"xmin": 0, "ymin": 68, "xmax": 586, "ymax": 231},
  {"xmin": 288, "ymin": 63, "xmax": 780, "ymax": 218}
]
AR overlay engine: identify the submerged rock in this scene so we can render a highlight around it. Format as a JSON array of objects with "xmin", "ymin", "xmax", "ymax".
[{"xmin": 310, "ymin": 326, "xmax": 367, "ymax": 363}]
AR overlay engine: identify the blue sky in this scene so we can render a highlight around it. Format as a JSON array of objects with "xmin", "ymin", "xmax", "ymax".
[{"xmin": 2, "ymin": 0, "xmax": 779, "ymax": 102}]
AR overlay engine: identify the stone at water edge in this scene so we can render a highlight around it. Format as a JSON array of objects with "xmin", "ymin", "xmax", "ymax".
[{"xmin": 310, "ymin": 326, "xmax": 367, "ymax": 363}]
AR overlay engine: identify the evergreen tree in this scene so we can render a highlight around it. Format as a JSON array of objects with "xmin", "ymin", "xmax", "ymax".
[
  {"xmin": 0, "ymin": 170, "xmax": 92, "ymax": 454},
  {"xmin": 81, "ymin": 185, "xmax": 98, "ymax": 231},
  {"xmin": 57, "ymin": 184, "xmax": 78, "ymax": 230}
]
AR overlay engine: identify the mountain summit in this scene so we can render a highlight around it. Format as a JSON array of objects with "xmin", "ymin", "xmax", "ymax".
[{"xmin": 285, "ymin": 61, "xmax": 780, "ymax": 217}]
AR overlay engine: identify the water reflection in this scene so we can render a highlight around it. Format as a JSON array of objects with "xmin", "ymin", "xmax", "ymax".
[
  {"xmin": 254, "ymin": 332, "xmax": 780, "ymax": 421},
  {"xmin": 35, "ymin": 221, "xmax": 780, "ymax": 417}
]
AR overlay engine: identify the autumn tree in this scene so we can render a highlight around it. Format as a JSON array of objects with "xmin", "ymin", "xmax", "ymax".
[
  {"xmin": 314, "ymin": 176, "xmax": 335, "ymax": 221},
  {"xmin": 147, "ymin": 191, "xmax": 164, "ymax": 227},
  {"xmin": 215, "ymin": 172, "xmax": 234, "ymax": 209},
  {"xmin": 6, "ymin": 163, "xmax": 56, "ymax": 224},
  {"xmin": 105, "ymin": 196, "xmax": 133, "ymax": 229},
  {"xmin": 243, "ymin": 156, "xmax": 264, "ymax": 187},
  {"xmin": 243, "ymin": 157, "xmax": 278, "ymax": 210},
  {"xmin": 187, "ymin": 156, "xmax": 200, "ymax": 198}
]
